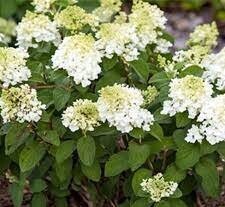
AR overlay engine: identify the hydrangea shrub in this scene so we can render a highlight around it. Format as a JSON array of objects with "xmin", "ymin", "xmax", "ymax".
[{"xmin": 1, "ymin": 0, "xmax": 225, "ymax": 206}]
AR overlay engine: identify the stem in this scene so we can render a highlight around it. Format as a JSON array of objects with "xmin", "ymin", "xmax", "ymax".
[
  {"xmin": 147, "ymin": 158, "xmax": 154, "ymax": 171},
  {"xmin": 33, "ymin": 85, "xmax": 55, "ymax": 89},
  {"xmin": 161, "ymin": 150, "xmax": 168, "ymax": 171},
  {"xmin": 32, "ymin": 84, "xmax": 71, "ymax": 91}
]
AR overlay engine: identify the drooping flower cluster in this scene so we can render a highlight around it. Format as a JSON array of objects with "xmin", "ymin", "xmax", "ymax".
[
  {"xmin": 185, "ymin": 94, "xmax": 225, "ymax": 145},
  {"xmin": 0, "ymin": 47, "xmax": 31, "ymax": 87},
  {"xmin": 0, "ymin": 84, "xmax": 46, "ymax": 123},
  {"xmin": 16, "ymin": 11, "xmax": 61, "ymax": 49},
  {"xmin": 95, "ymin": 23, "xmax": 140, "ymax": 61},
  {"xmin": 54, "ymin": 6, "xmax": 97, "ymax": 32},
  {"xmin": 162, "ymin": 75, "xmax": 213, "ymax": 119},
  {"xmin": 141, "ymin": 173, "xmax": 178, "ymax": 202},
  {"xmin": 62, "ymin": 99, "xmax": 101, "ymax": 132},
  {"xmin": 201, "ymin": 47, "xmax": 225, "ymax": 90},
  {"xmin": 93, "ymin": 0, "xmax": 122, "ymax": 23},
  {"xmin": 97, "ymin": 84, "xmax": 154, "ymax": 133},
  {"xmin": 52, "ymin": 34, "xmax": 102, "ymax": 87}
]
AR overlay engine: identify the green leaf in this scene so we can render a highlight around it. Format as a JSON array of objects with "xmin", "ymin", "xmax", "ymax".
[
  {"xmin": 130, "ymin": 59, "xmax": 149, "ymax": 82},
  {"xmin": 52, "ymin": 117, "xmax": 67, "ymax": 137},
  {"xmin": 200, "ymin": 140, "xmax": 217, "ymax": 155},
  {"xmin": 128, "ymin": 142, "xmax": 150, "ymax": 171},
  {"xmin": 171, "ymin": 188, "xmax": 182, "ymax": 198},
  {"xmin": 32, "ymin": 193, "xmax": 46, "ymax": 207},
  {"xmin": 37, "ymin": 89, "xmax": 53, "ymax": 107},
  {"xmin": 164, "ymin": 164, "xmax": 186, "ymax": 183},
  {"xmin": 95, "ymin": 66, "xmax": 124, "ymax": 92},
  {"xmin": 155, "ymin": 199, "xmax": 187, "ymax": 207},
  {"xmin": 179, "ymin": 65, "xmax": 204, "ymax": 77},
  {"xmin": 149, "ymin": 72, "xmax": 170, "ymax": 89},
  {"xmin": 132, "ymin": 168, "xmax": 152, "ymax": 197},
  {"xmin": 154, "ymin": 200, "xmax": 170, "ymax": 207},
  {"xmin": 149, "ymin": 123, "xmax": 164, "ymax": 141},
  {"xmin": 38, "ymin": 130, "xmax": 60, "ymax": 146},
  {"xmin": 77, "ymin": 136, "xmax": 96, "ymax": 166},
  {"xmin": 195, "ymin": 157, "xmax": 219, "ymax": 197},
  {"xmin": 55, "ymin": 158, "xmax": 72, "ymax": 182},
  {"xmin": 175, "ymin": 112, "xmax": 191, "ymax": 128},
  {"xmin": 55, "ymin": 140, "xmax": 76, "ymax": 163},
  {"xmin": 53, "ymin": 88, "xmax": 71, "ymax": 111},
  {"xmin": 102, "ymin": 56, "xmax": 118, "ymax": 71},
  {"xmin": 105, "ymin": 151, "xmax": 130, "ymax": 177},
  {"xmin": 55, "ymin": 198, "xmax": 68, "ymax": 207},
  {"xmin": 81, "ymin": 160, "xmax": 101, "ymax": 182},
  {"xmin": 167, "ymin": 199, "xmax": 187, "ymax": 207},
  {"xmin": 30, "ymin": 179, "xmax": 47, "ymax": 193},
  {"xmin": 131, "ymin": 198, "xmax": 150, "ymax": 207},
  {"xmin": 5, "ymin": 122, "xmax": 30, "ymax": 155},
  {"xmin": 77, "ymin": 0, "xmax": 100, "ymax": 11},
  {"xmin": 19, "ymin": 141, "xmax": 46, "ymax": 172},
  {"xmin": 176, "ymin": 143, "xmax": 200, "ymax": 170},
  {"xmin": 9, "ymin": 183, "xmax": 24, "ymax": 207},
  {"xmin": 0, "ymin": 0, "xmax": 17, "ymax": 18},
  {"xmin": 129, "ymin": 128, "xmax": 145, "ymax": 139},
  {"xmin": 217, "ymin": 141, "xmax": 225, "ymax": 159}
]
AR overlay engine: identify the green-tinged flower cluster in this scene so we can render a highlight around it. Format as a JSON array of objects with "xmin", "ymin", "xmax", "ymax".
[
  {"xmin": 62, "ymin": 99, "xmax": 100, "ymax": 132},
  {"xmin": 187, "ymin": 22, "xmax": 218, "ymax": 49},
  {"xmin": 93, "ymin": 0, "xmax": 122, "ymax": 23},
  {"xmin": 130, "ymin": 0, "xmax": 166, "ymax": 46},
  {"xmin": 16, "ymin": 11, "xmax": 61, "ymax": 49},
  {"xmin": 159, "ymin": 22, "xmax": 219, "ymax": 76},
  {"xmin": 0, "ymin": 84, "xmax": 45, "ymax": 123},
  {"xmin": 142, "ymin": 86, "xmax": 158, "ymax": 106},
  {"xmin": 0, "ymin": 47, "xmax": 31, "ymax": 87},
  {"xmin": 55, "ymin": 5, "xmax": 97, "ymax": 32},
  {"xmin": 141, "ymin": 173, "xmax": 178, "ymax": 202},
  {"xmin": 0, "ymin": 18, "xmax": 16, "ymax": 44}
]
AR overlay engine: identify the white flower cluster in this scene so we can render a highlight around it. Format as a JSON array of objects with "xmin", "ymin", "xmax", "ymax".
[
  {"xmin": 54, "ymin": 5, "xmax": 97, "ymax": 32},
  {"xmin": 154, "ymin": 38, "xmax": 173, "ymax": 54},
  {"xmin": 95, "ymin": 23, "xmax": 140, "ymax": 61},
  {"xmin": 97, "ymin": 84, "xmax": 154, "ymax": 133},
  {"xmin": 186, "ymin": 22, "xmax": 218, "ymax": 48},
  {"xmin": 0, "ymin": 47, "xmax": 31, "ymax": 87},
  {"xmin": 93, "ymin": 0, "xmax": 122, "ymax": 23},
  {"xmin": 95, "ymin": 1, "xmax": 169, "ymax": 62},
  {"xmin": 0, "ymin": 84, "xmax": 45, "ymax": 123},
  {"xmin": 16, "ymin": 11, "xmax": 61, "ymax": 49},
  {"xmin": 130, "ymin": 0, "xmax": 167, "ymax": 50},
  {"xmin": 62, "ymin": 99, "xmax": 100, "ymax": 132},
  {"xmin": 201, "ymin": 47, "xmax": 225, "ymax": 90},
  {"xmin": 186, "ymin": 94, "xmax": 225, "ymax": 145},
  {"xmin": 32, "ymin": 0, "xmax": 56, "ymax": 13},
  {"xmin": 52, "ymin": 34, "xmax": 102, "ymax": 87},
  {"xmin": 162, "ymin": 75, "xmax": 213, "ymax": 119},
  {"xmin": 141, "ymin": 173, "xmax": 178, "ymax": 202}
]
